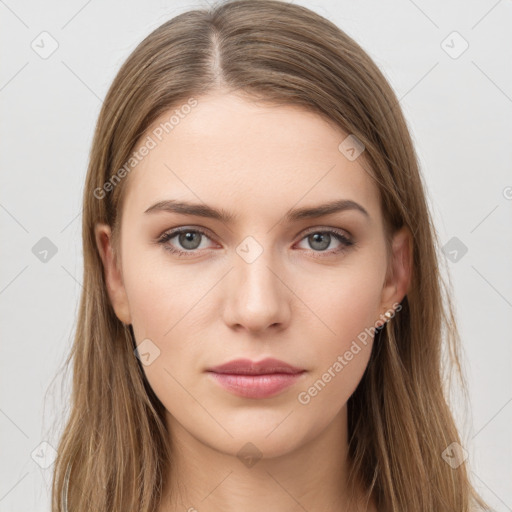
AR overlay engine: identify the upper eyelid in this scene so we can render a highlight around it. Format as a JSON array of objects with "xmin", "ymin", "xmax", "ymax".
[{"xmin": 299, "ymin": 225, "xmax": 352, "ymax": 238}]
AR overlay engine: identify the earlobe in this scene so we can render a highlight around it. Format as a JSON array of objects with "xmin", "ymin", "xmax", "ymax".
[
  {"xmin": 379, "ymin": 225, "xmax": 413, "ymax": 317},
  {"xmin": 94, "ymin": 223, "xmax": 132, "ymax": 325}
]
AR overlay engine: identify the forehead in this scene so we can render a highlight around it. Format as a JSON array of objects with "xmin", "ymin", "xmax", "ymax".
[{"xmin": 121, "ymin": 92, "xmax": 381, "ymax": 225}]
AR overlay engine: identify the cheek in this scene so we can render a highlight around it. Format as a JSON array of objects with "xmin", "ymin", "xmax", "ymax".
[
  {"xmin": 302, "ymin": 259, "xmax": 385, "ymax": 344},
  {"xmin": 295, "ymin": 339, "xmax": 373, "ymax": 422},
  {"xmin": 122, "ymin": 249, "xmax": 224, "ymax": 391},
  {"xmin": 295, "ymin": 261, "xmax": 383, "ymax": 405},
  {"xmin": 123, "ymin": 260, "xmax": 204, "ymax": 415},
  {"xmin": 123, "ymin": 247, "xmax": 206, "ymax": 340}
]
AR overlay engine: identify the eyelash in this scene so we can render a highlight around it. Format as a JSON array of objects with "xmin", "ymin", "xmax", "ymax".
[{"xmin": 156, "ymin": 226, "xmax": 355, "ymax": 259}]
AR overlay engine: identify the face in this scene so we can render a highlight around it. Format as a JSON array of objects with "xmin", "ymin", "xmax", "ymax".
[{"xmin": 95, "ymin": 91, "xmax": 410, "ymax": 459}]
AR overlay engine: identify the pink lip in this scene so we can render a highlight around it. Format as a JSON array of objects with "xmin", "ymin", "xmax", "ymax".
[
  {"xmin": 206, "ymin": 358, "xmax": 306, "ymax": 399},
  {"xmin": 208, "ymin": 357, "xmax": 304, "ymax": 375}
]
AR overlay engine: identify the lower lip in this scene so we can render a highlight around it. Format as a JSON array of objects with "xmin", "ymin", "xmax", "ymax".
[{"xmin": 207, "ymin": 371, "xmax": 305, "ymax": 399}]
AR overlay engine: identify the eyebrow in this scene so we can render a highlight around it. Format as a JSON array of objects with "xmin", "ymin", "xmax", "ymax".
[{"xmin": 144, "ymin": 198, "xmax": 370, "ymax": 223}]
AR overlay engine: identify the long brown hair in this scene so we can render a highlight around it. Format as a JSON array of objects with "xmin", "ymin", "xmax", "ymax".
[{"xmin": 50, "ymin": 0, "xmax": 491, "ymax": 510}]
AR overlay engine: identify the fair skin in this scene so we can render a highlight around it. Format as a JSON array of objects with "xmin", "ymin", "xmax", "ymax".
[{"xmin": 95, "ymin": 91, "xmax": 411, "ymax": 511}]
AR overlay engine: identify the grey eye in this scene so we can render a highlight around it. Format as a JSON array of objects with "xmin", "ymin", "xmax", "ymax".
[
  {"xmin": 307, "ymin": 232, "xmax": 332, "ymax": 251},
  {"xmin": 177, "ymin": 231, "xmax": 203, "ymax": 250}
]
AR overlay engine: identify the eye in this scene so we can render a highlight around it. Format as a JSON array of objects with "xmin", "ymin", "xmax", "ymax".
[
  {"xmin": 295, "ymin": 228, "xmax": 354, "ymax": 258},
  {"xmin": 157, "ymin": 227, "xmax": 216, "ymax": 256},
  {"xmin": 156, "ymin": 226, "xmax": 355, "ymax": 258}
]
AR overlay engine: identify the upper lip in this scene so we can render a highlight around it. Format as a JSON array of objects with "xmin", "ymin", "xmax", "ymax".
[{"xmin": 207, "ymin": 358, "xmax": 305, "ymax": 375}]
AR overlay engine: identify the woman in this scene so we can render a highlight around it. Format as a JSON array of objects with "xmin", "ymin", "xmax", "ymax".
[{"xmin": 51, "ymin": 0, "xmax": 491, "ymax": 510}]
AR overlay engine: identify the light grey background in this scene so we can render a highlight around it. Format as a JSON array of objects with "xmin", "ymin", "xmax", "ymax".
[{"xmin": 1, "ymin": 1, "xmax": 511, "ymax": 510}]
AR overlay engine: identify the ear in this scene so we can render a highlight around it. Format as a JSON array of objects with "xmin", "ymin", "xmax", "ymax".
[
  {"xmin": 377, "ymin": 225, "xmax": 412, "ymax": 325},
  {"xmin": 94, "ymin": 223, "xmax": 132, "ymax": 325}
]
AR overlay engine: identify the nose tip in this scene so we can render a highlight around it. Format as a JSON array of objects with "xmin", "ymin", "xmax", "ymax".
[{"xmin": 223, "ymin": 258, "xmax": 290, "ymax": 334}]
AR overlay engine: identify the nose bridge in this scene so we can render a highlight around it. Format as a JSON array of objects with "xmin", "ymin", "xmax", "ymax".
[{"xmin": 224, "ymin": 234, "xmax": 289, "ymax": 331}]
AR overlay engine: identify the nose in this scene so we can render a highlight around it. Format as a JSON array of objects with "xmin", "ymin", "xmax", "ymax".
[{"xmin": 222, "ymin": 249, "xmax": 291, "ymax": 334}]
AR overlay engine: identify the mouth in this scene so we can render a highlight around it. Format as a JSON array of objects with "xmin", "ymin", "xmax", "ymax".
[{"xmin": 206, "ymin": 357, "xmax": 306, "ymax": 399}]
